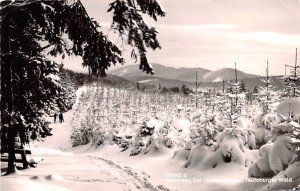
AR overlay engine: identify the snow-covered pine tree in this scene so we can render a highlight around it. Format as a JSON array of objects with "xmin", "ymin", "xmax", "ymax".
[
  {"xmin": 249, "ymin": 103, "xmax": 300, "ymax": 178},
  {"xmin": 212, "ymin": 64, "xmax": 251, "ymax": 154},
  {"xmin": 281, "ymin": 48, "xmax": 300, "ymax": 98},
  {"xmin": 286, "ymin": 103, "xmax": 300, "ymax": 163},
  {"xmin": 225, "ymin": 63, "xmax": 246, "ymax": 115},
  {"xmin": 57, "ymin": 66, "xmax": 78, "ymax": 112},
  {"xmin": 131, "ymin": 117, "xmax": 174, "ymax": 156},
  {"xmin": 188, "ymin": 114, "xmax": 219, "ymax": 149},
  {"xmin": 108, "ymin": 0, "xmax": 165, "ymax": 74},
  {"xmin": 256, "ymin": 61, "xmax": 280, "ymax": 113},
  {"xmin": 204, "ymin": 84, "xmax": 214, "ymax": 107}
]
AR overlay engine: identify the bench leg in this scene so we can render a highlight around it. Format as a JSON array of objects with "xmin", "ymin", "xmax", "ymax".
[
  {"xmin": 21, "ymin": 151, "xmax": 29, "ymax": 169},
  {"xmin": 7, "ymin": 129, "xmax": 17, "ymax": 173}
]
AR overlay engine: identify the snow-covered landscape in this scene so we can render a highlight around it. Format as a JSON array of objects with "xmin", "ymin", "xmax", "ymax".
[
  {"xmin": 1, "ymin": 0, "xmax": 300, "ymax": 191},
  {"xmin": 2, "ymin": 77, "xmax": 300, "ymax": 191}
]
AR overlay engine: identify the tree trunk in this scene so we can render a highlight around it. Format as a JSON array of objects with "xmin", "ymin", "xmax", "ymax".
[
  {"xmin": 1, "ymin": 14, "xmax": 17, "ymax": 174},
  {"xmin": 7, "ymin": 128, "xmax": 17, "ymax": 173}
]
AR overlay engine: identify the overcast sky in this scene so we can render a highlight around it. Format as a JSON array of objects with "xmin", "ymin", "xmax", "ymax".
[{"xmin": 60, "ymin": 0, "xmax": 300, "ymax": 76}]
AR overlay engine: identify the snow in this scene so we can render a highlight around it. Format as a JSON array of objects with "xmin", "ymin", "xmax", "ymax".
[
  {"xmin": 45, "ymin": 74, "xmax": 60, "ymax": 81},
  {"xmin": 40, "ymin": 2, "xmax": 55, "ymax": 12},
  {"xmin": 247, "ymin": 131, "xmax": 256, "ymax": 150},
  {"xmin": 265, "ymin": 161, "xmax": 300, "ymax": 190},
  {"xmin": 171, "ymin": 118, "xmax": 191, "ymax": 133},
  {"xmin": 2, "ymin": 85, "xmax": 299, "ymax": 191},
  {"xmin": 45, "ymin": 74, "xmax": 61, "ymax": 88},
  {"xmin": 119, "ymin": 69, "xmax": 127, "ymax": 76},
  {"xmin": 138, "ymin": 78, "xmax": 158, "ymax": 83},
  {"xmin": 130, "ymin": 117, "xmax": 176, "ymax": 156},
  {"xmin": 1, "ymin": 87, "xmax": 170, "ymax": 191},
  {"xmin": 202, "ymin": 71, "xmax": 211, "ymax": 79},
  {"xmin": 268, "ymin": 135, "xmax": 294, "ymax": 174},
  {"xmin": 212, "ymin": 77, "xmax": 223, "ymax": 82},
  {"xmin": 248, "ymin": 134, "xmax": 296, "ymax": 178},
  {"xmin": 1, "ymin": 178, "xmax": 71, "ymax": 191},
  {"xmin": 253, "ymin": 113, "xmax": 282, "ymax": 146},
  {"xmin": 248, "ymin": 144, "xmax": 274, "ymax": 178},
  {"xmin": 155, "ymin": 0, "xmax": 166, "ymax": 13}
]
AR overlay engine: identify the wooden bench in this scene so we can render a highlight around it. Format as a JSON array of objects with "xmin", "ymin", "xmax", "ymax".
[{"xmin": 1, "ymin": 148, "xmax": 32, "ymax": 169}]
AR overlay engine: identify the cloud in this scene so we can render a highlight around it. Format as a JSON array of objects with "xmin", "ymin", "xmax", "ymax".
[
  {"xmin": 77, "ymin": 0, "xmax": 300, "ymax": 76},
  {"xmin": 236, "ymin": 32, "xmax": 300, "ymax": 46},
  {"xmin": 158, "ymin": 24, "xmax": 238, "ymax": 31},
  {"xmin": 146, "ymin": 23, "xmax": 300, "ymax": 75}
]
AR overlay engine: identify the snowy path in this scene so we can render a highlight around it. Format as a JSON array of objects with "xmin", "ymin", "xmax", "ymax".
[
  {"xmin": 85, "ymin": 155, "xmax": 170, "ymax": 191},
  {"xmin": 2, "ymin": 147, "xmax": 169, "ymax": 191},
  {"xmin": 1, "ymin": 87, "xmax": 171, "ymax": 191},
  {"xmin": 36, "ymin": 87, "xmax": 84, "ymax": 150}
]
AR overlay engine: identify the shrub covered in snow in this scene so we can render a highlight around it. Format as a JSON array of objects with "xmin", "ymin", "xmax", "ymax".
[
  {"xmin": 130, "ymin": 118, "xmax": 174, "ymax": 156},
  {"xmin": 71, "ymin": 121, "xmax": 95, "ymax": 147},
  {"xmin": 268, "ymin": 135, "xmax": 294, "ymax": 174},
  {"xmin": 253, "ymin": 113, "xmax": 282, "ymax": 148},
  {"xmin": 183, "ymin": 124, "xmax": 259, "ymax": 170},
  {"xmin": 249, "ymin": 106, "xmax": 299, "ymax": 178},
  {"xmin": 185, "ymin": 118, "xmax": 220, "ymax": 150},
  {"xmin": 248, "ymin": 144, "xmax": 274, "ymax": 177},
  {"xmin": 249, "ymin": 134, "xmax": 295, "ymax": 178},
  {"xmin": 168, "ymin": 118, "xmax": 192, "ymax": 148},
  {"xmin": 265, "ymin": 161, "xmax": 300, "ymax": 190},
  {"xmin": 112, "ymin": 134, "xmax": 133, "ymax": 151}
]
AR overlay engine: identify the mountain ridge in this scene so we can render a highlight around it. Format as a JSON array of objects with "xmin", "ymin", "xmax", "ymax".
[{"xmin": 108, "ymin": 63, "xmax": 260, "ymax": 83}]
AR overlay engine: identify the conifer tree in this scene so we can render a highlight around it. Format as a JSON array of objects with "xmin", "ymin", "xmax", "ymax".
[
  {"xmin": 240, "ymin": 80, "xmax": 247, "ymax": 92},
  {"xmin": 282, "ymin": 48, "xmax": 300, "ymax": 98},
  {"xmin": 225, "ymin": 63, "xmax": 246, "ymax": 115},
  {"xmin": 256, "ymin": 61, "xmax": 280, "ymax": 113}
]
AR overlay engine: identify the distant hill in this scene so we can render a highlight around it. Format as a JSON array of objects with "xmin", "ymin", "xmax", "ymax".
[
  {"xmin": 109, "ymin": 63, "xmax": 259, "ymax": 83},
  {"xmin": 108, "ymin": 63, "xmax": 210, "ymax": 83},
  {"xmin": 123, "ymin": 74, "xmax": 195, "ymax": 88},
  {"xmin": 108, "ymin": 63, "xmax": 284, "ymax": 91},
  {"xmin": 202, "ymin": 68, "xmax": 259, "ymax": 82},
  {"xmin": 202, "ymin": 76, "xmax": 285, "ymax": 91}
]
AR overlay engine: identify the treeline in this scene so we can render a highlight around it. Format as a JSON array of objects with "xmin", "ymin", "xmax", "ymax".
[
  {"xmin": 62, "ymin": 68, "xmax": 271, "ymax": 99},
  {"xmin": 63, "ymin": 68, "xmax": 137, "ymax": 88},
  {"xmin": 158, "ymin": 83, "xmax": 192, "ymax": 95}
]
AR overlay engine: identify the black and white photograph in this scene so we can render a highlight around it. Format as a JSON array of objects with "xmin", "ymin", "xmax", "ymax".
[{"xmin": 1, "ymin": 0, "xmax": 300, "ymax": 190}]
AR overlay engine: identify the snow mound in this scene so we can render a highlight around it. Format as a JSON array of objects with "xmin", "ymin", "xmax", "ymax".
[
  {"xmin": 44, "ymin": 174, "xmax": 65, "ymax": 181},
  {"xmin": 1, "ymin": 178, "xmax": 71, "ymax": 191},
  {"xmin": 249, "ymin": 135, "xmax": 295, "ymax": 177},
  {"xmin": 268, "ymin": 135, "xmax": 294, "ymax": 174},
  {"xmin": 28, "ymin": 156, "xmax": 44, "ymax": 165},
  {"xmin": 248, "ymin": 144, "xmax": 274, "ymax": 178},
  {"xmin": 212, "ymin": 77, "xmax": 223, "ymax": 82},
  {"xmin": 183, "ymin": 128, "xmax": 259, "ymax": 170},
  {"xmin": 130, "ymin": 118, "xmax": 175, "ymax": 156},
  {"xmin": 253, "ymin": 113, "xmax": 282, "ymax": 147},
  {"xmin": 236, "ymin": 117, "xmax": 252, "ymax": 130},
  {"xmin": 265, "ymin": 162, "xmax": 300, "ymax": 190},
  {"xmin": 171, "ymin": 118, "xmax": 191, "ymax": 133}
]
